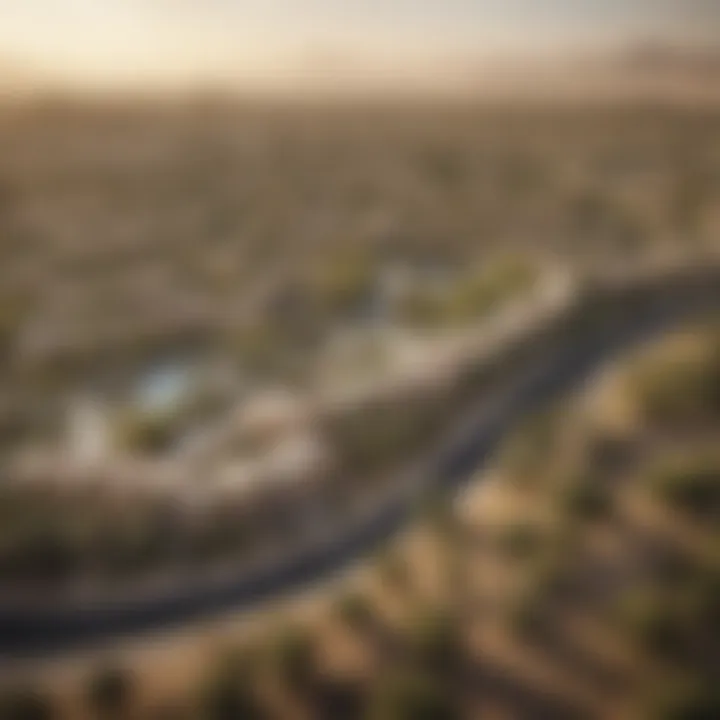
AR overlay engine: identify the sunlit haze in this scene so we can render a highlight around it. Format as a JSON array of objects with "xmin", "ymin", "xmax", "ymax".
[{"xmin": 0, "ymin": 0, "xmax": 719, "ymax": 94}]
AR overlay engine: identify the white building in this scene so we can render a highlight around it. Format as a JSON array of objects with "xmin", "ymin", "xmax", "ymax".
[{"xmin": 67, "ymin": 396, "xmax": 112, "ymax": 464}]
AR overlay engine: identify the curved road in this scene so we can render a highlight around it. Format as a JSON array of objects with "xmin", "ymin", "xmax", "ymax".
[{"xmin": 2, "ymin": 263, "xmax": 720, "ymax": 658}]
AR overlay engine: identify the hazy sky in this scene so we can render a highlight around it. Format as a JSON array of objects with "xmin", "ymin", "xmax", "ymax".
[{"xmin": 0, "ymin": 1, "xmax": 718, "ymax": 90}]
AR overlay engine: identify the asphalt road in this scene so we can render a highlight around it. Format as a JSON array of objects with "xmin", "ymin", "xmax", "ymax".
[{"xmin": 1, "ymin": 265, "xmax": 719, "ymax": 658}]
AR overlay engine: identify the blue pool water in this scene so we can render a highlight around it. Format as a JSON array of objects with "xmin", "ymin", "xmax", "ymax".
[{"xmin": 135, "ymin": 361, "xmax": 195, "ymax": 412}]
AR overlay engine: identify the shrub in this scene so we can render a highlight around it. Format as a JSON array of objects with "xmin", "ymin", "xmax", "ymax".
[
  {"xmin": 693, "ymin": 567, "xmax": 720, "ymax": 633},
  {"xmin": 586, "ymin": 431, "xmax": 633, "ymax": 475},
  {"xmin": 376, "ymin": 551, "xmax": 410, "ymax": 591},
  {"xmin": 313, "ymin": 252, "xmax": 375, "ymax": 318},
  {"xmin": 674, "ymin": 565, "xmax": 720, "ymax": 636},
  {"xmin": 559, "ymin": 476, "xmax": 613, "ymax": 520},
  {"xmin": 500, "ymin": 409, "xmax": 558, "ymax": 487},
  {"xmin": 442, "ymin": 257, "xmax": 537, "ymax": 325},
  {"xmin": 269, "ymin": 625, "xmax": 317, "ymax": 693},
  {"xmin": 647, "ymin": 681, "xmax": 720, "ymax": 720},
  {"xmin": 629, "ymin": 343, "xmax": 720, "ymax": 426},
  {"xmin": 314, "ymin": 675, "xmax": 365, "ymax": 720},
  {"xmin": 0, "ymin": 525, "xmax": 79, "ymax": 584},
  {"xmin": 147, "ymin": 702, "xmax": 192, "ymax": 720},
  {"xmin": 616, "ymin": 590, "xmax": 686, "ymax": 660},
  {"xmin": 115, "ymin": 409, "xmax": 175, "ymax": 454},
  {"xmin": 211, "ymin": 644, "xmax": 259, "ymax": 681},
  {"xmin": 199, "ymin": 667, "xmax": 264, "ymax": 720},
  {"xmin": 507, "ymin": 591, "xmax": 549, "ymax": 641},
  {"xmin": 406, "ymin": 606, "xmax": 463, "ymax": 672},
  {"xmin": 86, "ymin": 666, "xmax": 134, "ymax": 719},
  {"xmin": 198, "ymin": 642, "xmax": 263, "ymax": 720},
  {"xmin": 653, "ymin": 545, "xmax": 700, "ymax": 588},
  {"xmin": 495, "ymin": 522, "xmax": 543, "ymax": 561},
  {"xmin": 397, "ymin": 288, "xmax": 445, "ymax": 328},
  {"xmin": 648, "ymin": 457, "xmax": 720, "ymax": 519},
  {"xmin": 368, "ymin": 670, "xmax": 459, "ymax": 720},
  {"xmin": 418, "ymin": 490, "xmax": 459, "ymax": 540},
  {"xmin": 505, "ymin": 552, "xmax": 568, "ymax": 640},
  {"xmin": 0, "ymin": 688, "xmax": 53, "ymax": 720},
  {"xmin": 334, "ymin": 591, "xmax": 374, "ymax": 630}
]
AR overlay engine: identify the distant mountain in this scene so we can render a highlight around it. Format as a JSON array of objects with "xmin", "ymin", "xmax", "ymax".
[
  {"xmin": 456, "ymin": 41, "xmax": 720, "ymax": 104},
  {"xmin": 620, "ymin": 42, "xmax": 720, "ymax": 77},
  {"xmin": 0, "ymin": 54, "xmax": 49, "ymax": 96}
]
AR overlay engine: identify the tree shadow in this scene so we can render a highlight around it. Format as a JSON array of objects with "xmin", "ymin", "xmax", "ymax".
[
  {"xmin": 463, "ymin": 657, "xmax": 591, "ymax": 720},
  {"xmin": 311, "ymin": 675, "xmax": 368, "ymax": 720},
  {"xmin": 523, "ymin": 619, "xmax": 631, "ymax": 697}
]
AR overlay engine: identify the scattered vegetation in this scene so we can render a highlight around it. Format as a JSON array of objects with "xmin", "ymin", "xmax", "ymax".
[
  {"xmin": 268, "ymin": 625, "xmax": 318, "ymax": 693},
  {"xmin": 629, "ymin": 335, "xmax": 720, "ymax": 426},
  {"xmin": 368, "ymin": 670, "xmax": 459, "ymax": 720},
  {"xmin": 647, "ymin": 682, "xmax": 720, "ymax": 720},
  {"xmin": 616, "ymin": 589, "xmax": 688, "ymax": 659},
  {"xmin": 0, "ymin": 688, "xmax": 53, "ymax": 720},
  {"xmin": 558, "ymin": 473, "xmax": 614, "ymax": 520},
  {"xmin": 334, "ymin": 591, "xmax": 375, "ymax": 630},
  {"xmin": 198, "ymin": 652, "xmax": 264, "ymax": 720},
  {"xmin": 85, "ymin": 666, "xmax": 134, "ymax": 719},
  {"xmin": 495, "ymin": 521, "xmax": 544, "ymax": 561},
  {"xmin": 647, "ymin": 455, "xmax": 720, "ymax": 519},
  {"xmin": 405, "ymin": 605, "xmax": 463, "ymax": 673}
]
